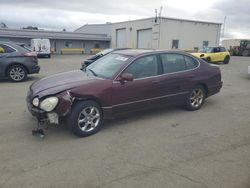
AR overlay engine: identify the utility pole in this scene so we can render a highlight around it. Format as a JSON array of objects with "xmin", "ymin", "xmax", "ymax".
[{"xmin": 222, "ymin": 16, "xmax": 227, "ymax": 38}]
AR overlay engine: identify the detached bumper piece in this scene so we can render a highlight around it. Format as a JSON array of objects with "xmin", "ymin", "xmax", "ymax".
[{"xmin": 32, "ymin": 129, "xmax": 45, "ymax": 139}]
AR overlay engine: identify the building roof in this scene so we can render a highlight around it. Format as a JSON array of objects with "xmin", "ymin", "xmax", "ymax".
[
  {"xmin": 74, "ymin": 23, "xmax": 111, "ymax": 36},
  {"xmin": 112, "ymin": 17, "xmax": 222, "ymax": 25},
  {"xmin": 0, "ymin": 28, "xmax": 111, "ymax": 41}
]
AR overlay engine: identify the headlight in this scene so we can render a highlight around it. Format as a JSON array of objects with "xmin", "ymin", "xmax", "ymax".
[
  {"xmin": 32, "ymin": 97, "xmax": 39, "ymax": 107},
  {"xmin": 40, "ymin": 97, "xmax": 59, "ymax": 112}
]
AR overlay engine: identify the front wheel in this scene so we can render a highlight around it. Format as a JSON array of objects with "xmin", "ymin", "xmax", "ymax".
[
  {"xmin": 67, "ymin": 100, "xmax": 103, "ymax": 137},
  {"xmin": 185, "ymin": 86, "xmax": 206, "ymax": 111}
]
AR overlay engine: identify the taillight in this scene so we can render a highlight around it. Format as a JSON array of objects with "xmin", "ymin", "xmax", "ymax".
[{"xmin": 24, "ymin": 52, "xmax": 37, "ymax": 57}]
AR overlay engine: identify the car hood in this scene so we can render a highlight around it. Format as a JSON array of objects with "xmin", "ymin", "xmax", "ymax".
[{"xmin": 30, "ymin": 70, "xmax": 99, "ymax": 97}]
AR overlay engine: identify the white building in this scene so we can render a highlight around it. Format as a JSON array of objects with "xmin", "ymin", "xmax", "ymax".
[{"xmin": 111, "ymin": 17, "xmax": 222, "ymax": 50}]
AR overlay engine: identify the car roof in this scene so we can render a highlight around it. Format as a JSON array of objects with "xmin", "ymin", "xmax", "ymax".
[
  {"xmin": 112, "ymin": 49, "xmax": 192, "ymax": 57},
  {"xmin": 113, "ymin": 49, "xmax": 156, "ymax": 56}
]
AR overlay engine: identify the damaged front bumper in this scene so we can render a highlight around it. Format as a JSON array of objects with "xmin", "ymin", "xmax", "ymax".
[
  {"xmin": 26, "ymin": 90, "xmax": 74, "ymax": 125},
  {"xmin": 27, "ymin": 103, "xmax": 59, "ymax": 124}
]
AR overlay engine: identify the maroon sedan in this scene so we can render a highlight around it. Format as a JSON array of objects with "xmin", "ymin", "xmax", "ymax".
[{"xmin": 27, "ymin": 49, "xmax": 222, "ymax": 137}]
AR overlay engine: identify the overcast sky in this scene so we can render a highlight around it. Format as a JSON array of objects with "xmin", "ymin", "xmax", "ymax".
[{"xmin": 0, "ymin": 0, "xmax": 250, "ymax": 38}]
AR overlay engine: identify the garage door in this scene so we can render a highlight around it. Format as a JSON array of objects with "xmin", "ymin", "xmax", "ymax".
[
  {"xmin": 116, "ymin": 28, "xmax": 126, "ymax": 48},
  {"xmin": 137, "ymin": 29, "xmax": 152, "ymax": 49}
]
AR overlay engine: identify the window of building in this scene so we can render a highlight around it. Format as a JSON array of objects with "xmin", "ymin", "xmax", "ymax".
[
  {"xmin": 172, "ymin": 40, "xmax": 179, "ymax": 49},
  {"xmin": 65, "ymin": 41, "xmax": 72, "ymax": 48},
  {"xmin": 0, "ymin": 44, "xmax": 16, "ymax": 53},
  {"xmin": 94, "ymin": 43, "xmax": 100, "ymax": 48},
  {"xmin": 160, "ymin": 54, "xmax": 186, "ymax": 73},
  {"xmin": 124, "ymin": 55, "xmax": 158, "ymax": 79},
  {"xmin": 203, "ymin": 41, "xmax": 209, "ymax": 47}
]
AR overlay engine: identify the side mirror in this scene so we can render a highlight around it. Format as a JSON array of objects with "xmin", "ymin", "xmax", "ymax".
[{"xmin": 118, "ymin": 73, "xmax": 134, "ymax": 83}]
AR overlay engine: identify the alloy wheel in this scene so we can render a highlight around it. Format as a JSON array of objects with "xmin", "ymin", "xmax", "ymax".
[
  {"xmin": 78, "ymin": 106, "xmax": 100, "ymax": 132},
  {"xmin": 190, "ymin": 88, "xmax": 204, "ymax": 108},
  {"xmin": 9, "ymin": 67, "xmax": 26, "ymax": 81}
]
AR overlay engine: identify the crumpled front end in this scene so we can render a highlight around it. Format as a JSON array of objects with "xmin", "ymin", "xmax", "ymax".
[{"xmin": 26, "ymin": 89, "xmax": 74, "ymax": 124}]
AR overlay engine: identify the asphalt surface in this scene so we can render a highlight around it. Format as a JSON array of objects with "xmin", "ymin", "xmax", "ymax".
[{"xmin": 0, "ymin": 55, "xmax": 250, "ymax": 188}]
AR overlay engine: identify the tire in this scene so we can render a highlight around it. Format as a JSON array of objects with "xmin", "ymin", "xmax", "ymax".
[
  {"xmin": 185, "ymin": 85, "xmax": 206, "ymax": 111},
  {"xmin": 48, "ymin": 54, "xmax": 51, "ymax": 58},
  {"xmin": 223, "ymin": 55, "xmax": 230, "ymax": 64},
  {"xmin": 67, "ymin": 100, "xmax": 103, "ymax": 137},
  {"xmin": 7, "ymin": 64, "xmax": 27, "ymax": 82},
  {"xmin": 242, "ymin": 50, "xmax": 249, "ymax": 57}
]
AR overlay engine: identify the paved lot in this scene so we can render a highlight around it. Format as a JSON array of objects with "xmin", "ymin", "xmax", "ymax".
[{"xmin": 0, "ymin": 55, "xmax": 250, "ymax": 188}]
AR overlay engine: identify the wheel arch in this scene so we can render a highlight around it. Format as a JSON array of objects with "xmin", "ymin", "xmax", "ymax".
[
  {"xmin": 72, "ymin": 96, "xmax": 103, "ymax": 109},
  {"xmin": 197, "ymin": 83, "xmax": 208, "ymax": 98}
]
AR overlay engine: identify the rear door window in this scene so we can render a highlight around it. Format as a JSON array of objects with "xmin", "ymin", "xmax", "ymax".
[
  {"xmin": 184, "ymin": 56, "xmax": 199, "ymax": 70},
  {"xmin": 160, "ymin": 54, "xmax": 198, "ymax": 73},
  {"xmin": 220, "ymin": 47, "xmax": 226, "ymax": 52},
  {"xmin": 160, "ymin": 54, "xmax": 186, "ymax": 73}
]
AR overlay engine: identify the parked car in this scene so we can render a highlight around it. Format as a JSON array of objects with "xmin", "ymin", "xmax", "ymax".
[
  {"xmin": 27, "ymin": 49, "xmax": 222, "ymax": 137},
  {"xmin": 0, "ymin": 42, "xmax": 40, "ymax": 82},
  {"xmin": 191, "ymin": 47, "xmax": 230, "ymax": 64},
  {"xmin": 82, "ymin": 48, "xmax": 130, "ymax": 68},
  {"xmin": 31, "ymin": 38, "xmax": 51, "ymax": 58}
]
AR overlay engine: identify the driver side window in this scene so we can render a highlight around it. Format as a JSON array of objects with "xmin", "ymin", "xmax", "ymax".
[{"xmin": 124, "ymin": 55, "xmax": 158, "ymax": 79}]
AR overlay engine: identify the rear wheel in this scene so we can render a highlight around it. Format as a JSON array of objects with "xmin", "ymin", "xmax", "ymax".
[
  {"xmin": 67, "ymin": 100, "xmax": 103, "ymax": 137},
  {"xmin": 223, "ymin": 55, "xmax": 230, "ymax": 64},
  {"xmin": 8, "ymin": 65, "xmax": 27, "ymax": 82},
  {"xmin": 185, "ymin": 86, "xmax": 206, "ymax": 111}
]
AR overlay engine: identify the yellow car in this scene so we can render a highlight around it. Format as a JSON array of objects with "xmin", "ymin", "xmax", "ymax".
[{"xmin": 191, "ymin": 47, "xmax": 230, "ymax": 64}]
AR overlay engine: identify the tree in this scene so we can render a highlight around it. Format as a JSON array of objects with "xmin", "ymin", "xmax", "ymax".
[
  {"xmin": 0, "ymin": 22, "xmax": 8, "ymax": 28},
  {"xmin": 22, "ymin": 26, "xmax": 38, "ymax": 30}
]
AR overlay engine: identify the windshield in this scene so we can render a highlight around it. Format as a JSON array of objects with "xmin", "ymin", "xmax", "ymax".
[
  {"xmin": 198, "ymin": 47, "xmax": 213, "ymax": 53},
  {"xmin": 87, "ymin": 53, "xmax": 131, "ymax": 78},
  {"xmin": 96, "ymin": 48, "xmax": 114, "ymax": 56}
]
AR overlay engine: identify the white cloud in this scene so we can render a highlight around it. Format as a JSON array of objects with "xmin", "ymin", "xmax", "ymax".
[{"xmin": 0, "ymin": 0, "xmax": 249, "ymax": 38}]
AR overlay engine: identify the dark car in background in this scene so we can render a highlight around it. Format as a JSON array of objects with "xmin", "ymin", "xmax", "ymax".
[
  {"xmin": 0, "ymin": 42, "xmax": 40, "ymax": 82},
  {"xmin": 82, "ymin": 48, "xmax": 130, "ymax": 68},
  {"xmin": 27, "ymin": 49, "xmax": 222, "ymax": 137}
]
